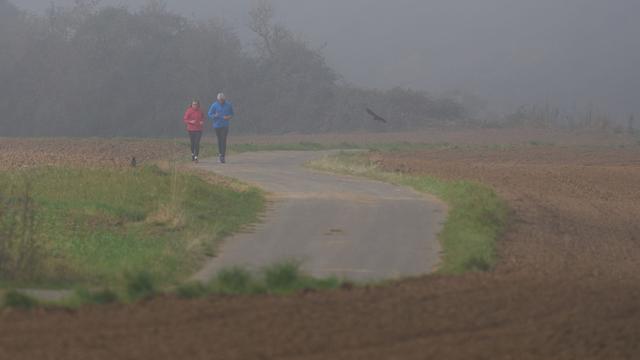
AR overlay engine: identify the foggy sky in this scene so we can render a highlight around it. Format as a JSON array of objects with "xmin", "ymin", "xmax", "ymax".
[{"xmin": 14, "ymin": 0, "xmax": 640, "ymax": 118}]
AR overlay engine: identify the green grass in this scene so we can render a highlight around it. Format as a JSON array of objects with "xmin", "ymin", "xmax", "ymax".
[
  {"xmin": 211, "ymin": 267, "xmax": 257, "ymax": 294},
  {"xmin": 0, "ymin": 165, "xmax": 264, "ymax": 288},
  {"xmin": 182, "ymin": 140, "xmax": 543, "ymax": 159},
  {"xmin": 528, "ymin": 140, "xmax": 555, "ymax": 146},
  {"xmin": 125, "ymin": 271, "xmax": 157, "ymax": 300},
  {"xmin": 228, "ymin": 141, "xmax": 467, "ymax": 154},
  {"xmin": 209, "ymin": 262, "xmax": 341, "ymax": 295},
  {"xmin": 226, "ymin": 141, "xmax": 520, "ymax": 154},
  {"xmin": 178, "ymin": 140, "xmax": 339, "ymax": 159},
  {"xmin": 3, "ymin": 290, "xmax": 38, "ymax": 309},
  {"xmin": 264, "ymin": 261, "xmax": 302, "ymax": 291},
  {"xmin": 54, "ymin": 287, "xmax": 120, "ymax": 309},
  {"xmin": 176, "ymin": 281, "xmax": 209, "ymax": 299},
  {"xmin": 308, "ymin": 152, "xmax": 508, "ymax": 274},
  {"xmin": 74, "ymin": 288, "xmax": 120, "ymax": 305},
  {"xmin": 230, "ymin": 142, "xmax": 335, "ymax": 153},
  {"xmin": 261, "ymin": 261, "xmax": 340, "ymax": 294},
  {"xmin": 0, "ymin": 262, "xmax": 343, "ymax": 310}
]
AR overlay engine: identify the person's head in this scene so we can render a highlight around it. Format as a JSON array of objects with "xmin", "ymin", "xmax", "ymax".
[
  {"xmin": 217, "ymin": 93, "xmax": 226, "ymax": 104},
  {"xmin": 191, "ymin": 100, "xmax": 200, "ymax": 109}
]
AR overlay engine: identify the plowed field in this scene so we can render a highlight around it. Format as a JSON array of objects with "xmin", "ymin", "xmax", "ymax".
[
  {"xmin": 0, "ymin": 138, "xmax": 182, "ymax": 169},
  {"xmin": 1, "ymin": 130, "xmax": 640, "ymax": 359}
]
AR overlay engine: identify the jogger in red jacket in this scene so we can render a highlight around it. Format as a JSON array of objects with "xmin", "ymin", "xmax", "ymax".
[{"xmin": 183, "ymin": 100, "xmax": 205, "ymax": 162}]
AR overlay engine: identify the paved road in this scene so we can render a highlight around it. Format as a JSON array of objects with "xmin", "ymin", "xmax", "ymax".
[{"xmin": 192, "ymin": 151, "xmax": 447, "ymax": 282}]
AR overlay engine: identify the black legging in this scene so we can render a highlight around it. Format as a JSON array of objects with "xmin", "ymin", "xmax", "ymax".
[
  {"xmin": 215, "ymin": 127, "xmax": 229, "ymax": 157},
  {"xmin": 188, "ymin": 131, "xmax": 202, "ymax": 157}
]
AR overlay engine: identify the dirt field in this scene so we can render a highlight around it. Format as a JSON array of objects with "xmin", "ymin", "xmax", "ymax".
[
  {"xmin": 374, "ymin": 144, "xmax": 640, "ymax": 279},
  {"xmin": 1, "ymin": 128, "xmax": 635, "ymax": 169},
  {"xmin": 0, "ymin": 138, "xmax": 185, "ymax": 170},
  {"xmin": 1, "ymin": 129, "xmax": 640, "ymax": 359}
]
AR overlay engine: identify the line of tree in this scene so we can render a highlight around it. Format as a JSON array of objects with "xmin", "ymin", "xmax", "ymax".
[{"xmin": 0, "ymin": 0, "xmax": 465, "ymax": 137}]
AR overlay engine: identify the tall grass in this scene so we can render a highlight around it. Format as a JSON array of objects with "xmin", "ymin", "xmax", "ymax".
[
  {"xmin": 308, "ymin": 152, "xmax": 508, "ymax": 274},
  {"xmin": 0, "ymin": 179, "xmax": 42, "ymax": 281},
  {"xmin": 211, "ymin": 267, "xmax": 256, "ymax": 294}
]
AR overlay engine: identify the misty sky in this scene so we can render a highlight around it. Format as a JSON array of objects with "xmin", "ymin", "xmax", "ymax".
[{"xmin": 14, "ymin": 0, "xmax": 640, "ymax": 118}]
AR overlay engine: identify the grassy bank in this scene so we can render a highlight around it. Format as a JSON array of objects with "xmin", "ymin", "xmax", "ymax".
[
  {"xmin": 1, "ymin": 262, "xmax": 342, "ymax": 310},
  {"xmin": 0, "ymin": 165, "xmax": 264, "ymax": 288},
  {"xmin": 228, "ymin": 141, "xmax": 459, "ymax": 154},
  {"xmin": 308, "ymin": 152, "xmax": 508, "ymax": 274},
  {"xmin": 227, "ymin": 141, "xmax": 518, "ymax": 154}
]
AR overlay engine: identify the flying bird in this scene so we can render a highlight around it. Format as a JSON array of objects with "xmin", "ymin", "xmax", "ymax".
[{"xmin": 366, "ymin": 108, "xmax": 388, "ymax": 123}]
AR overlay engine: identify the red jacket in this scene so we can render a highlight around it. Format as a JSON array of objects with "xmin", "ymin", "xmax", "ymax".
[{"xmin": 183, "ymin": 107, "xmax": 205, "ymax": 131}]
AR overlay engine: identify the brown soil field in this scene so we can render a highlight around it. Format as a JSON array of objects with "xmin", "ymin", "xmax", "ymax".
[
  {"xmin": 0, "ymin": 138, "xmax": 183, "ymax": 170},
  {"xmin": 1, "ymin": 129, "xmax": 640, "ymax": 359},
  {"xmin": 1, "ymin": 128, "xmax": 635, "ymax": 170}
]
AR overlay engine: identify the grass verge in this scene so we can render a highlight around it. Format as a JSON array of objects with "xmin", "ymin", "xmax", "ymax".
[
  {"xmin": 2, "ymin": 262, "xmax": 342, "ymax": 310},
  {"xmin": 307, "ymin": 152, "xmax": 508, "ymax": 274},
  {"xmin": 0, "ymin": 165, "xmax": 264, "ymax": 288},
  {"xmin": 227, "ymin": 141, "xmax": 463, "ymax": 154},
  {"xmin": 230, "ymin": 142, "xmax": 336, "ymax": 153},
  {"xmin": 3, "ymin": 290, "xmax": 38, "ymax": 309},
  {"xmin": 180, "ymin": 262, "xmax": 340, "ymax": 297}
]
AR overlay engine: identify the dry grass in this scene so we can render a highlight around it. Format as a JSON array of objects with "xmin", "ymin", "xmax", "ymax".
[{"xmin": 144, "ymin": 203, "xmax": 186, "ymax": 230}]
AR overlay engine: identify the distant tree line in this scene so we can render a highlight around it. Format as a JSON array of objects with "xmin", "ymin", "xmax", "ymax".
[
  {"xmin": 0, "ymin": 0, "xmax": 465, "ymax": 137},
  {"xmin": 490, "ymin": 102, "xmax": 637, "ymax": 135}
]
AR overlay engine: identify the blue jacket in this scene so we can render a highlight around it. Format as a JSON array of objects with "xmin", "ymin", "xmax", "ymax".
[{"xmin": 208, "ymin": 101, "xmax": 234, "ymax": 128}]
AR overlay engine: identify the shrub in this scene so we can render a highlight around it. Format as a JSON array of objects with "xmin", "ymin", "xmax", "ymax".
[
  {"xmin": 213, "ymin": 267, "xmax": 254, "ymax": 294},
  {"xmin": 125, "ymin": 272, "xmax": 157, "ymax": 300},
  {"xmin": 176, "ymin": 282, "xmax": 208, "ymax": 299},
  {"xmin": 74, "ymin": 288, "xmax": 120, "ymax": 305},
  {"xmin": 263, "ymin": 261, "xmax": 304, "ymax": 293},
  {"xmin": 4, "ymin": 290, "xmax": 37, "ymax": 309}
]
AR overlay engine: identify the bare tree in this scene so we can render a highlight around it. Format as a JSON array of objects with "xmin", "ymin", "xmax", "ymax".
[{"xmin": 248, "ymin": 0, "xmax": 275, "ymax": 58}]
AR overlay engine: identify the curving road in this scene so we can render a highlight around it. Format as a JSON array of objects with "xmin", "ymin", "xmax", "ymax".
[{"xmin": 193, "ymin": 151, "xmax": 447, "ymax": 282}]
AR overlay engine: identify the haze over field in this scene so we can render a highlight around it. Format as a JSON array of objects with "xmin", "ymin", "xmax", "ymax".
[
  {"xmin": 15, "ymin": 0, "xmax": 640, "ymax": 119},
  {"xmin": 3, "ymin": 3, "xmax": 640, "ymax": 358}
]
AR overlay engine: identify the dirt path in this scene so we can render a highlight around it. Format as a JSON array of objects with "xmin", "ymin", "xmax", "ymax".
[{"xmin": 193, "ymin": 151, "xmax": 446, "ymax": 282}]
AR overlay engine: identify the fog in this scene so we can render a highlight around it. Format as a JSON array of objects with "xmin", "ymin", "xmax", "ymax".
[{"xmin": 15, "ymin": 0, "xmax": 640, "ymax": 119}]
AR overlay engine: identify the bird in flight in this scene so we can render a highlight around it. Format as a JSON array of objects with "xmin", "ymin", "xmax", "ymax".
[{"xmin": 366, "ymin": 108, "xmax": 388, "ymax": 123}]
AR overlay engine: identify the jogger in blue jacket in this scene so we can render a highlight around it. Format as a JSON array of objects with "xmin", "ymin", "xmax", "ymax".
[{"xmin": 208, "ymin": 93, "xmax": 234, "ymax": 163}]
